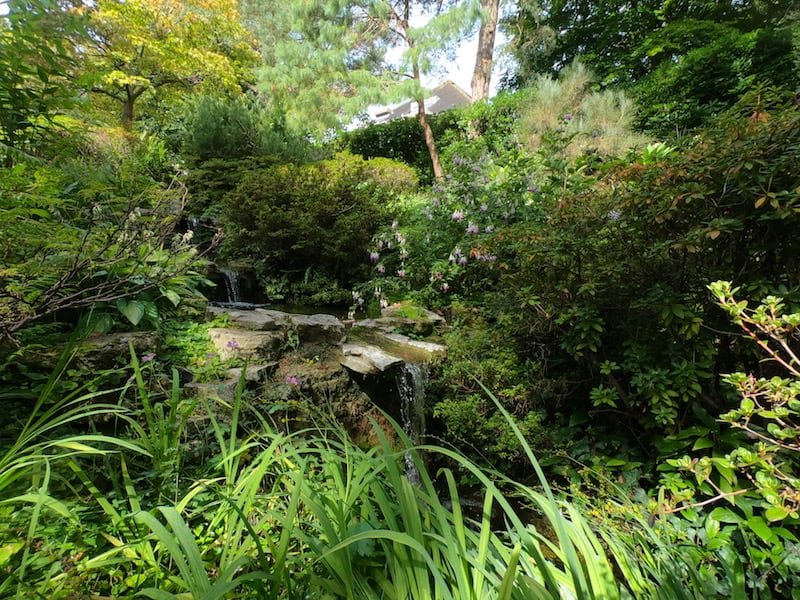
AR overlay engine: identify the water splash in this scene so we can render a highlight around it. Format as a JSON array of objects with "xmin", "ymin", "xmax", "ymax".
[
  {"xmin": 396, "ymin": 362, "xmax": 427, "ymax": 485},
  {"xmin": 219, "ymin": 267, "xmax": 241, "ymax": 304}
]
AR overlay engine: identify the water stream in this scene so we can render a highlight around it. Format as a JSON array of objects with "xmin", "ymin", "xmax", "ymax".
[
  {"xmin": 396, "ymin": 362, "xmax": 428, "ymax": 485},
  {"xmin": 219, "ymin": 267, "xmax": 241, "ymax": 304}
]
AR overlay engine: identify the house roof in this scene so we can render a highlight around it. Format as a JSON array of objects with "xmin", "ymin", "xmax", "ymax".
[{"xmin": 370, "ymin": 80, "xmax": 472, "ymax": 124}]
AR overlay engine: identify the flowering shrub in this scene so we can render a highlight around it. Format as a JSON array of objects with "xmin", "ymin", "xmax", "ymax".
[{"xmin": 359, "ymin": 147, "xmax": 543, "ymax": 309}]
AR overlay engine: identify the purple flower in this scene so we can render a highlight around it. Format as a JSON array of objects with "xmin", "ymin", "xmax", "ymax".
[
  {"xmin": 141, "ymin": 352, "xmax": 156, "ymax": 363},
  {"xmin": 396, "ymin": 269, "xmax": 406, "ymax": 278},
  {"xmin": 284, "ymin": 374, "xmax": 300, "ymax": 386},
  {"xmin": 608, "ymin": 209, "xmax": 621, "ymax": 221},
  {"xmin": 563, "ymin": 113, "xmax": 573, "ymax": 122},
  {"xmin": 369, "ymin": 251, "xmax": 380, "ymax": 263},
  {"xmin": 226, "ymin": 339, "xmax": 240, "ymax": 349},
  {"xmin": 451, "ymin": 210, "xmax": 465, "ymax": 221},
  {"xmin": 458, "ymin": 256, "xmax": 468, "ymax": 266},
  {"xmin": 466, "ymin": 222, "xmax": 480, "ymax": 235},
  {"xmin": 205, "ymin": 352, "xmax": 217, "ymax": 359}
]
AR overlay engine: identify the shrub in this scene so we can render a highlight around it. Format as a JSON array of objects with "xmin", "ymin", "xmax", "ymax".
[
  {"xmin": 517, "ymin": 62, "xmax": 649, "ymax": 158},
  {"xmin": 634, "ymin": 25, "xmax": 799, "ymax": 136},
  {"xmin": 181, "ymin": 94, "xmax": 311, "ymax": 162},
  {"xmin": 222, "ymin": 152, "xmax": 416, "ymax": 300},
  {"xmin": 489, "ymin": 89, "xmax": 800, "ymax": 438}
]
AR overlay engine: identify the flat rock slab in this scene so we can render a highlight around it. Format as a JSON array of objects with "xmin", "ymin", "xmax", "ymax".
[
  {"xmin": 208, "ymin": 328, "xmax": 285, "ymax": 361},
  {"xmin": 381, "ymin": 305, "xmax": 445, "ymax": 324},
  {"xmin": 351, "ymin": 318, "xmax": 400, "ymax": 333},
  {"xmin": 76, "ymin": 331, "xmax": 161, "ymax": 370},
  {"xmin": 290, "ymin": 313, "xmax": 346, "ymax": 346},
  {"xmin": 341, "ymin": 342, "xmax": 404, "ymax": 375},
  {"xmin": 383, "ymin": 333, "xmax": 447, "ymax": 357},
  {"xmin": 206, "ymin": 306, "xmax": 290, "ymax": 331}
]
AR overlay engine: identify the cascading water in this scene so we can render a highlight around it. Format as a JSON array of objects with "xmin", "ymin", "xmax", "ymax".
[
  {"xmin": 219, "ymin": 267, "xmax": 241, "ymax": 304},
  {"xmin": 396, "ymin": 362, "xmax": 428, "ymax": 485}
]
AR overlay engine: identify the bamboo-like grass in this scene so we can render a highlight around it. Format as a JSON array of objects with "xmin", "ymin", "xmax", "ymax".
[{"xmin": 3, "ymin": 355, "xmax": 737, "ymax": 598}]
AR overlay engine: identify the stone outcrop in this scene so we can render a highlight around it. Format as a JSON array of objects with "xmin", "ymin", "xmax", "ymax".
[
  {"xmin": 202, "ymin": 304, "xmax": 446, "ymax": 444},
  {"xmin": 208, "ymin": 328, "xmax": 285, "ymax": 361},
  {"xmin": 341, "ymin": 342, "xmax": 405, "ymax": 375},
  {"xmin": 206, "ymin": 306, "xmax": 290, "ymax": 331},
  {"xmin": 74, "ymin": 331, "xmax": 161, "ymax": 370},
  {"xmin": 290, "ymin": 313, "xmax": 346, "ymax": 346}
]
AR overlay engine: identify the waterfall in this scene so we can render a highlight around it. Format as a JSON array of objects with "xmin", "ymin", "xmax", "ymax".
[
  {"xmin": 396, "ymin": 362, "xmax": 427, "ymax": 485},
  {"xmin": 187, "ymin": 216, "xmax": 200, "ymax": 233},
  {"xmin": 219, "ymin": 267, "xmax": 241, "ymax": 304}
]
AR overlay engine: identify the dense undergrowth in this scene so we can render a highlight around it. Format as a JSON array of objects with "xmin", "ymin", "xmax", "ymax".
[{"xmin": 0, "ymin": 349, "xmax": 752, "ymax": 598}]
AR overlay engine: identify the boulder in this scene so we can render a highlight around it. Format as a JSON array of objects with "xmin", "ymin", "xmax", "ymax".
[
  {"xmin": 208, "ymin": 328, "xmax": 285, "ymax": 361},
  {"xmin": 206, "ymin": 306, "xmax": 290, "ymax": 331},
  {"xmin": 341, "ymin": 343, "xmax": 404, "ymax": 375},
  {"xmin": 75, "ymin": 331, "xmax": 161, "ymax": 370},
  {"xmin": 383, "ymin": 333, "xmax": 447, "ymax": 359},
  {"xmin": 352, "ymin": 305, "xmax": 445, "ymax": 337},
  {"xmin": 290, "ymin": 313, "xmax": 346, "ymax": 346}
]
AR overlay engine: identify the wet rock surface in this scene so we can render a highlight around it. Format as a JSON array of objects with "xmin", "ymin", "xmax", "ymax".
[{"xmin": 202, "ymin": 305, "xmax": 446, "ymax": 444}]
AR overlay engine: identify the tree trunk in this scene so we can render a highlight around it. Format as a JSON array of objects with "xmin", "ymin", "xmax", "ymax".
[
  {"xmin": 121, "ymin": 96, "xmax": 134, "ymax": 130},
  {"xmin": 471, "ymin": 0, "xmax": 500, "ymax": 101},
  {"xmin": 417, "ymin": 99, "xmax": 444, "ymax": 180}
]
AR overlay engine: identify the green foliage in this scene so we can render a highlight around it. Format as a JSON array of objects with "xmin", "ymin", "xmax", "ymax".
[
  {"xmin": 161, "ymin": 317, "xmax": 241, "ymax": 383},
  {"xmin": 222, "ymin": 152, "xmax": 416, "ymax": 301},
  {"xmin": 339, "ymin": 111, "xmax": 460, "ymax": 183},
  {"xmin": 0, "ymin": 130, "xmax": 209, "ymax": 340},
  {"xmin": 517, "ymin": 62, "xmax": 649, "ymax": 158},
  {"xmin": 652, "ymin": 282, "xmax": 800, "ymax": 596},
  {"xmin": 0, "ymin": 0, "xmax": 83, "ymax": 165},
  {"xmin": 82, "ymin": 0, "xmax": 258, "ymax": 127},
  {"xmin": 339, "ymin": 91, "xmax": 524, "ymax": 183},
  {"xmin": 485, "ymin": 90, "xmax": 800, "ymax": 438},
  {"xmin": 181, "ymin": 94, "xmax": 310, "ymax": 162},
  {"xmin": 2, "ymin": 352, "xmax": 739, "ymax": 598},
  {"xmin": 253, "ymin": 0, "xmax": 481, "ymax": 136},
  {"xmin": 635, "ymin": 25, "xmax": 799, "ymax": 136}
]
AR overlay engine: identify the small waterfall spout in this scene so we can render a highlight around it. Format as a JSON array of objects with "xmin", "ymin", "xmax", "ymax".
[
  {"xmin": 219, "ymin": 267, "xmax": 241, "ymax": 304},
  {"xmin": 396, "ymin": 363, "xmax": 428, "ymax": 485}
]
